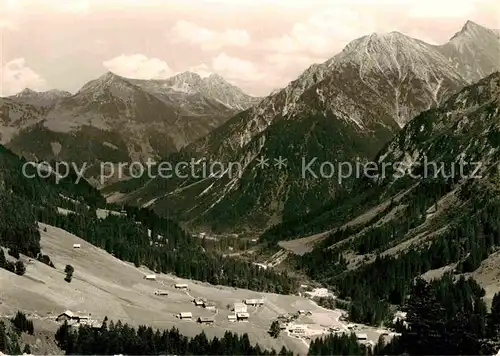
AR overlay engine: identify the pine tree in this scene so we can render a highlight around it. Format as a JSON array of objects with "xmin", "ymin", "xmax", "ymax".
[
  {"xmin": 0, "ymin": 249, "xmax": 6, "ymax": 269},
  {"xmin": 8, "ymin": 248, "xmax": 20, "ymax": 260},
  {"xmin": 64, "ymin": 264, "xmax": 74, "ymax": 283},
  {"xmin": 0, "ymin": 321, "xmax": 7, "ymax": 352},
  {"xmin": 15, "ymin": 261, "xmax": 26, "ymax": 276},
  {"xmin": 269, "ymin": 321, "xmax": 281, "ymax": 338},
  {"xmin": 488, "ymin": 292, "xmax": 500, "ymax": 338}
]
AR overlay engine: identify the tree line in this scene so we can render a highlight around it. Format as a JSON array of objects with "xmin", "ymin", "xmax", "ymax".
[{"xmin": 55, "ymin": 318, "xmax": 292, "ymax": 355}]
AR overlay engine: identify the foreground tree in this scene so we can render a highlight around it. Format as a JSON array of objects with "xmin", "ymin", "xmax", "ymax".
[
  {"xmin": 387, "ymin": 276, "xmax": 493, "ymax": 355},
  {"xmin": 64, "ymin": 264, "xmax": 74, "ymax": 283},
  {"xmin": 11, "ymin": 311, "xmax": 34, "ymax": 335},
  {"xmin": 268, "ymin": 321, "xmax": 281, "ymax": 338},
  {"xmin": 14, "ymin": 261, "xmax": 26, "ymax": 276}
]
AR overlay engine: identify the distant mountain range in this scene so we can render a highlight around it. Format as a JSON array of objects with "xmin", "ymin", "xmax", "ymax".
[
  {"xmin": 1, "ymin": 71, "xmax": 261, "ymax": 184},
  {"xmin": 9, "ymin": 88, "xmax": 72, "ymax": 108},
  {"xmin": 106, "ymin": 21, "xmax": 500, "ymax": 233}
]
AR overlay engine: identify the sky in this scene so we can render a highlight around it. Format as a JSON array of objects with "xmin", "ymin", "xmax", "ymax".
[{"xmin": 0, "ymin": 0, "xmax": 499, "ymax": 97}]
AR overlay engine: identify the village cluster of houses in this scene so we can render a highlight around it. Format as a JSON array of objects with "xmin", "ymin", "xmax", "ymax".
[
  {"xmin": 283, "ymin": 320, "xmax": 375, "ymax": 349},
  {"xmin": 227, "ymin": 299, "xmax": 265, "ymax": 322},
  {"xmin": 193, "ymin": 298, "xmax": 216, "ymax": 311},
  {"xmin": 176, "ymin": 298, "xmax": 266, "ymax": 325},
  {"xmin": 176, "ymin": 299, "xmax": 216, "ymax": 325}
]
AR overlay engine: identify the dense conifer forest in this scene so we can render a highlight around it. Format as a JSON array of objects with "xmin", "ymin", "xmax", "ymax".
[
  {"xmin": 0, "ymin": 147, "xmax": 103, "ymax": 274},
  {"xmin": 54, "ymin": 318, "xmax": 293, "ymax": 355},
  {"xmin": 0, "ymin": 320, "xmax": 22, "ymax": 355},
  {"xmin": 309, "ymin": 275, "xmax": 500, "ymax": 355},
  {"xmin": 292, "ymin": 176, "xmax": 500, "ymax": 325},
  {"xmin": 0, "ymin": 312, "xmax": 34, "ymax": 355}
]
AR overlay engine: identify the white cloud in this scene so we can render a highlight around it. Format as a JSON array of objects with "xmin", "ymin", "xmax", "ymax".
[
  {"xmin": 102, "ymin": 54, "xmax": 175, "ymax": 79},
  {"xmin": 262, "ymin": 8, "xmax": 375, "ymax": 56},
  {"xmin": 1, "ymin": 58, "xmax": 47, "ymax": 96},
  {"xmin": 211, "ymin": 53, "xmax": 264, "ymax": 82},
  {"xmin": 170, "ymin": 21, "xmax": 250, "ymax": 50}
]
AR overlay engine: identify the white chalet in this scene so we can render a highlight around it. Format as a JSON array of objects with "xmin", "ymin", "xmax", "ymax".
[{"xmin": 179, "ymin": 312, "xmax": 192, "ymax": 320}]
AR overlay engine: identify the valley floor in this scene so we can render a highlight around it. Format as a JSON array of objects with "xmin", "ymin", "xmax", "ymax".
[{"xmin": 0, "ymin": 223, "xmax": 388, "ymax": 354}]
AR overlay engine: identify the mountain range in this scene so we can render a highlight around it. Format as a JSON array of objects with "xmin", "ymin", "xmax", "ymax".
[
  {"xmin": 9, "ymin": 88, "xmax": 72, "ymax": 108},
  {"xmin": 278, "ymin": 70, "xmax": 500, "ymax": 319},
  {"xmin": 1, "ymin": 71, "xmax": 260, "ymax": 184},
  {"xmin": 107, "ymin": 20, "xmax": 500, "ymax": 233}
]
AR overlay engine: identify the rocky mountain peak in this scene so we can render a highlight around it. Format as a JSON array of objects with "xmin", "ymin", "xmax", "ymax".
[
  {"xmin": 449, "ymin": 20, "xmax": 495, "ymax": 42},
  {"xmin": 170, "ymin": 71, "xmax": 204, "ymax": 84},
  {"xmin": 75, "ymin": 71, "xmax": 137, "ymax": 99},
  {"xmin": 95, "ymin": 71, "xmax": 127, "ymax": 85},
  {"xmin": 205, "ymin": 73, "xmax": 228, "ymax": 85},
  {"xmin": 45, "ymin": 89, "xmax": 72, "ymax": 98},
  {"xmin": 439, "ymin": 21, "xmax": 500, "ymax": 83},
  {"xmin": 160, "ymin": 71, "xmax": 260, "ymax": 109},
  {"xmin": 15, "ymin": 88, "xmax": 37, "ymax": 97},
  {"xmin": 332, "ymin": 29, "xmax": 465, "ymax": 122},
  {"xmin": 169, "ymin": 71, "xmax": 240, "ymax": 93},
  {"xmin": 342, "ymin": 30, "xmax": 432, "ymax": 62}
]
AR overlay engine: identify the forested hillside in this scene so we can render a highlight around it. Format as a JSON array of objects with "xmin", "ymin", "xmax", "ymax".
[
  {"xmin": 0, "ymin": 144, "xmax": 104, "ymax": 259},
  {"xmin": 0, "ymin": 143, "xmax": 298, "ymax": 293},
  {"xmin": 261, "ymin": 72, "xmax": 500, "ymax": 325},
  {"xmin": 310, "ymin": 274, "xmax": 500, "ymax": 355}
]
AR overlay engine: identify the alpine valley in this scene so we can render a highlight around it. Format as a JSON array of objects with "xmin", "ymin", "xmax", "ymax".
[
  {"xmin": 106, "ymin": 21, "xmax": 500, "ymax": 233},
  {"xmin": 3, "ymin": 14, "xmax": 500, "ymax": 356}
]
